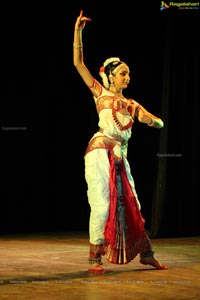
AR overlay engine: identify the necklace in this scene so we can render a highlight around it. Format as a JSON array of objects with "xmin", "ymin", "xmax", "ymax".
[{"xmin": 112, "ymin": 97, "xmax": 133, "ymax": 130}]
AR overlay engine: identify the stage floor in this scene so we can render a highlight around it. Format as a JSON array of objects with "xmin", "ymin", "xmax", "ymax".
[{"xmin": 0, "ymin": 232, "xmax": 199, "ymax": 300}]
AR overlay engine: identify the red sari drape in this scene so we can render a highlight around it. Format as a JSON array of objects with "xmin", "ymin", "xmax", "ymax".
[{"xmin": 104, "ymin": 152, "xmax": 150, "ymax": 264}]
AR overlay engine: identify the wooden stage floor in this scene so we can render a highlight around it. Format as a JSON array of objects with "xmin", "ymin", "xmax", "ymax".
[{"xmin": 0, "ymin": 231, "xmax": 199, "ymax": 300}]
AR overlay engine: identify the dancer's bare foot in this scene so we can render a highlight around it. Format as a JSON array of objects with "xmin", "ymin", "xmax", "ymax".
[
  {"xmin": 140, "ymin": 256, "xmax": 168, "ymax": 270},
  {"xmin": 88, "ymin": 263, "xmax": 105, "ymax": 274}
]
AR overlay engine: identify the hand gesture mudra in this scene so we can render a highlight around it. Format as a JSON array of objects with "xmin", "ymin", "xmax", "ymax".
[{"xmin": 75, "ymin": 10, "xmax": 91, "ymax": 31}]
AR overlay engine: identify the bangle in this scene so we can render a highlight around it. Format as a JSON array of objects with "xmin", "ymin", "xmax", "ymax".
[
  {"xmin": 147, "ymin": 118, "xmax": 154, "ymax": 126},
  {"xmin": 73, "ymin": 43, "xmax": 83, "ymax": 49}
]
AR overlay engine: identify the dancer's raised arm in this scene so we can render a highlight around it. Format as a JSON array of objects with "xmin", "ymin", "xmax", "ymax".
[{"xmin": 73, "ymin": 10, "xmax": 93, "ymax": 87}]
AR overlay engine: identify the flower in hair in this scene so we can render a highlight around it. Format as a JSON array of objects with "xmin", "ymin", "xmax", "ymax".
[
  {"xmin": 99, "ymin": 67, "xmax": 109, "ymax": 89},
  {"xmin": 103, "ymin": 57, "xmax": 120, "ymax": 67},
  {"xmin": 100, "ymin": 66, "xmax": 105, "ymax": 73}
]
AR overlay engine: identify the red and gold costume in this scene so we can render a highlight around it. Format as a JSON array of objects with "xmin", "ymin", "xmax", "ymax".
[{"xmin": 85, "ymin": 79, "xmax": 163, "ymax": 268}]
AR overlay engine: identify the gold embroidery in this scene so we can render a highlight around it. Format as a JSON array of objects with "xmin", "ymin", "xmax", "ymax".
[
  {"xmin": 85, "ymin": 135, "xmax": 117, "ymax": 155},
  {"xmin": 96, "ymin": 96, "xmax": 114, "ymax": 114},
  {"xmin": 85, "ymin": 133, "xmax": 128, "ymax": 159},
  {"xmin": 96, "ymin": 96, "xmax": 134, "ymax": 131}
]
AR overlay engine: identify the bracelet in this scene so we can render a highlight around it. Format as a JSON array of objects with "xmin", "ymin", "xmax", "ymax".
[
  {"xmin": 73, "ymin": 43, "xmax": 83, "ymax": 49},
  {"xmin": 147, "ymin": 118, "xmax": 154, "ymax": 126}
]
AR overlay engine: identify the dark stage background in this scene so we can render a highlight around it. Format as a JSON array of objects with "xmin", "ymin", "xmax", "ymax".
[{"xmin": 0, "ymin": 1, "xmax": 199, "ymax": 237}]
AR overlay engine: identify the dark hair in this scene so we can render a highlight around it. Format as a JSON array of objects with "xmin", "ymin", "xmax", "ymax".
[{"xmin": 104, "ymin": 61, "xmax": 123, "ymax": 77}]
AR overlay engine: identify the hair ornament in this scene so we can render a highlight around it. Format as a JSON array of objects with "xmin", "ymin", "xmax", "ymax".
[
  {"xmin": 99, "ymin": 57, "xmax": 121, "ymax": 89},
  {"xmin": 99, "ymin": 66, "xmax": 105, "ymax": 73},
  {"xmin": 103, "ymin": 57, "xmax": 120, "ymax": 67},
  {"xmin": 99, "ymin": 70, "xmax": 109, "ymax": 89}
]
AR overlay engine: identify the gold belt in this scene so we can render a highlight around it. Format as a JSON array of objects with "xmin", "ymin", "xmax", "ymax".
[{"xmin": 99, "ymin": 128, "xmax": 127, "ymax": 145}]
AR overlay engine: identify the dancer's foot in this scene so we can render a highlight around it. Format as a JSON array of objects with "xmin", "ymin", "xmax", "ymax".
[
  {"xmin": 140, "ymin": 256, "xmax": 168, "ymax": 270},
  {"xmin": 88, "ymin": 263, "xmax": 105, "ymax": 275}
]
